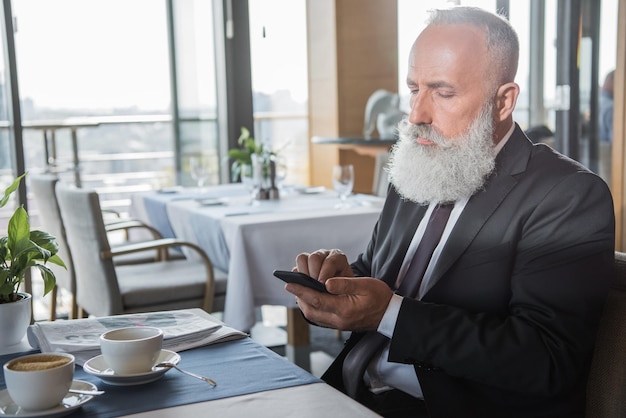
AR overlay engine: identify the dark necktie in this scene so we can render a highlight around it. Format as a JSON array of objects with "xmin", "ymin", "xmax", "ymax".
[{"xmin": 341, "ymin": 203, "xmax": 454, "ymax": 398}]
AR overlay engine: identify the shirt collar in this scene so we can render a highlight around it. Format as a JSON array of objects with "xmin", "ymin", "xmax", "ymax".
[{"xmin": 493, "ymin": 123, "xmax": 515, "ymax": 155}]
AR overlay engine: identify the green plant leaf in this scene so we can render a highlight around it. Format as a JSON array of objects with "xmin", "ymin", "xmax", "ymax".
[
  {"xmin": 0, "ymin": 172, "xmax": 62, "ymax": 301},
  {"xmin": 35, "ymin": 264, "xmax": 56, "ymax": 296},
  {"xmin": 7, "ymin": 207, "xmax": 29, "ymax": 251},
  {"xmin": 0, "ymin": 237, "xmax": 7, "ymax": 263},
  {"xmin": 30, "ymin": 230, "xmax": 59, "ymax": 256},
  {"xmin": 0, "ymin": 281, "xmax": 16, "ymax": 300},
  {"xmin": 227, "ymin": 148, "xmax": 251, "ymax": 163},
  {"xmin": 0, "ymin": 172, "xmax": 26, "ymax": 209},
  {"xmin": 47, "ymin": 254, "xmax": 66, "ymax": 269},
  {"xmin": 237, "ymin": 126, "xmax": 251, "ymax": 146}
]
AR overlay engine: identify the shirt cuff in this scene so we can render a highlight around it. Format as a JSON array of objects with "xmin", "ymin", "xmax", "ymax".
[{"xmin": 377, "ymin": 293, "xmax": 403, "ymax": 338}]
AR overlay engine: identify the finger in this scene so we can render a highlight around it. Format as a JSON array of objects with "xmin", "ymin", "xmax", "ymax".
[
  {"xmin": 307, "ymin": 249, "xmax": 330, "ymax": 278},
  {"xmin": 325, "ymin": 277, "xmax": 382, "ymax": 296},
  {"xmin": 328, "ymin": 248, "xmax": 346, "ymax": 260},
  {"xmin": 319, "ymin": 249, "xmax": 349, "ymax": 279},
  {"xmin": 322, "ymin": 277, "xmax": 360, "ymax": 295},
  {"xmin": 287, "ymin": 285, "xmax": 339, "ymax": 328},
  {"xmin": 295, "ymin": 253, "xmax": 312, "ymax": 274},
  {"xmin": 286, "ymin": 281, "xmax": 321, "ymax": 297},
  {"xmin": 285, "ymin": 283, "xmax": 327, "ymax": 309}
]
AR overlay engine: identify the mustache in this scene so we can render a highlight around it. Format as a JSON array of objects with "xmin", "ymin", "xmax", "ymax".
[{"xmin": 397, "ymin": 118, "xmax": 451, "ymax": 148}]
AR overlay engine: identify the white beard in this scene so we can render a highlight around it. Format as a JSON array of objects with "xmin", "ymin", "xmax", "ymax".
[{"xmin": 387, "ymin": 104, "xmax": 497, "ymax": 205}]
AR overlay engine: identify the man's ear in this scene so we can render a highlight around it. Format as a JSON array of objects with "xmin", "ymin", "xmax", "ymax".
[{"xmin": 494, "ymin": 82, "xmax": 520, "ymax": 122}]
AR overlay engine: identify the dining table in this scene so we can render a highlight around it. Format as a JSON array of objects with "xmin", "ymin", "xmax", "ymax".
[
  {"xmin": 130, "ymin": 184, "xmax": 385, "ymax": 369},
  {"xmin": 0, "ymin": 309, "xmax": 381, "ymax": 417}
]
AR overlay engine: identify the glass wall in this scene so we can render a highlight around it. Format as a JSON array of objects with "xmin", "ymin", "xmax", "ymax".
[
  {"xmin": 12, "ymin": 0, "xmax": 176, "ymax": 212},
  {"xmin": 171, "ymin": 0, "xmax": 220, "ymax": 187},
  {"xmin": 3, "ymin": 0, "xmax": 310, "ymax": 216},
  {"xmin": 248, "ymin": 0, "xmax": 308, "ymax": 186}
]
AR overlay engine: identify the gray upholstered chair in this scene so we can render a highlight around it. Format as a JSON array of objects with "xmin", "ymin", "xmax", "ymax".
[
  {"xmin": 29, "ymin": 174, "xmax": 79, "ymax": 320},
  {"xmin": 30, "ymin": 174, "xmax": 177, "ymax": 320},
  {"xmin": 55, "ymin": 183, "xmax": 227, "ymax": 317},
  {"xmin": 586, "ymin": 251, "xmax": 626, "ymax": 417}
]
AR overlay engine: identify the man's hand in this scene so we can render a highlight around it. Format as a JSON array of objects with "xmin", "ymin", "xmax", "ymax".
[
  {"xmin": 285, "ymin": 277, "xmax": 393, "ymax": 332},
  {"xmin": 295, "ymin": 248, "xmax": 353, "ymax": 281}
]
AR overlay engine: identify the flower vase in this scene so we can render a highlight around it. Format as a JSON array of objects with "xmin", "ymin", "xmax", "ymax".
[{"xmin": 251, "ymin": 153, "xmax": 271, "ymax": 200}]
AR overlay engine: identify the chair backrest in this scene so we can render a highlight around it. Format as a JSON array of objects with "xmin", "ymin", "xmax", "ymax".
[
  {"xmin": 29, "ymin": 174, "xmax": 75, "ymax": 296},
  {"xmin": 372, "ymin": 150, "xmax": 390, "ymax": 197},
  {"xmin": 55, "ymin": 184, "xmax": 124, "ymax": 316},
  {"xmin": 586, "ymin": 251, "xmax": 626, "ymax": 417}
]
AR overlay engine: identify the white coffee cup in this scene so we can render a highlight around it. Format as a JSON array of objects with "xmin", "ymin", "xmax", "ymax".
[
  {"xmin": 99, "ymin": 326, "xmax": 164, "ymax": 375},
  {"xmin": 3, "ymin": 352, "xmax": 75, "ymax": 411}
]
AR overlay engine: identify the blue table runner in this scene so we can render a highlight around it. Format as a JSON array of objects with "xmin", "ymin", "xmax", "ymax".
[{"xmin": 0, "ymin": 338, "xmax": 321, "ymax": 417}]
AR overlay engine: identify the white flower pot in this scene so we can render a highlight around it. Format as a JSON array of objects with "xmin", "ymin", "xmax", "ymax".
[{"xmin": 0, "ymin": 293, "xmax": 32, "ymax": 348}]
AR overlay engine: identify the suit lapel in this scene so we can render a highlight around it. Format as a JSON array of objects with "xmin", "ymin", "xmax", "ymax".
[
  {"xmin": 422, "ymin": 125, "xmax": 533, "ymax": 295},
  {"xmin": 378, "ymin": 200, "xmax": 429, "ymax": 287}
]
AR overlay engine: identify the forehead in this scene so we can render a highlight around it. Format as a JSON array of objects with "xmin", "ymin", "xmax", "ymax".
[{"xmin": 408, "ymin": 24, "xmax": 489, "ymax": 86}]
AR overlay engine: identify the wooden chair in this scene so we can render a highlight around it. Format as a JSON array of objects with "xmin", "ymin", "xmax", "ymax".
[
  {"xmin": 586, "ymin": 251, "xmax": 626, "ymax": 417},
  {"xmin": 54, "ymin": 183, "xmax": 227, "ymax": 317}
]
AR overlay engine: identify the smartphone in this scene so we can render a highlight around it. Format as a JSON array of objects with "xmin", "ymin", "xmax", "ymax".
[{"xmin": 273, "ymin": 270, "xmax": 329, "ymax": 293}]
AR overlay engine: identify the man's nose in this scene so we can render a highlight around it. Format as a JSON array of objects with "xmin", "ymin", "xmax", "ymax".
[{"xmin": 408, "ymin": 93, "xmax": 432, "ymax": 126}]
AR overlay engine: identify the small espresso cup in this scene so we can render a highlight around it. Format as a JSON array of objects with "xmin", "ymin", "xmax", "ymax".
[
  {"xmin": 3, "ymin": 352, "xmax": 75, "ymax": 411},
  {"xmin": 99, "ymin": 326, "xmax": 163, "ymax": 375}
]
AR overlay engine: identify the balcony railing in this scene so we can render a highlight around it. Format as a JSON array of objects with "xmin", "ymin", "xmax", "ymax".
[{"xmin": 0, "ymin": 111, "xmax": 309, "ymax": 231}]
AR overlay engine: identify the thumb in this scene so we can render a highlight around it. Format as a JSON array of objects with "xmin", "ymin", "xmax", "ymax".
[{"xmin": 325, "ymin": 277, "xmax": 360, "ymax": 294}]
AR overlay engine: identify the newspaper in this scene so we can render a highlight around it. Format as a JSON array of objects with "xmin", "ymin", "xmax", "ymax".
[{"xmin": 27, "ymin": 310, "xmax": 247, "ymax": 366}]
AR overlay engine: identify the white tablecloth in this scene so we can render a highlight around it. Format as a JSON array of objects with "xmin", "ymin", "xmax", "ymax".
[
  {"xmin": 132, "ymin": 186, "xmax": 384, "ymax": 332},
  {"xmin": 123, "ymin": 382, "xmax": 381, "ymax": 417}
]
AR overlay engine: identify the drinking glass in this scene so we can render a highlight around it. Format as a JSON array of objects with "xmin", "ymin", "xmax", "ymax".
[
  {"xmin": 189, "ymin": 156, "xmax": 210, "ymax": 190},
  {"xmin": 240, "ymin": 163, "xmax": 259, "ymax": 203},
  {"xmin": 273, "ymin": 154, "xmax": 288, "ymax": 189},
  {"xmin": 332, "ymin": 164, "xmax": 354, "ymax": 208}
]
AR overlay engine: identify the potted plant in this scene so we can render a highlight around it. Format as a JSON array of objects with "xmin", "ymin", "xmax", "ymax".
[
  {"xmin": 227, "ymin": 126, "xmax": 265, "ymax": 182},
  {"xmin": 0, "ymin": 172, "xmax": 65, "ymax": 347}
]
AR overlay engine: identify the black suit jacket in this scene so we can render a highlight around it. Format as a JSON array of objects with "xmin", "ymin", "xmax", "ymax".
[{"xmin": 322, "ymin": 125, "xmax": 615, "ymax": 418}]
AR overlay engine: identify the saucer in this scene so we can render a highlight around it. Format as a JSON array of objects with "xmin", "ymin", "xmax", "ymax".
[
  {"xmin": 82, "ymin": 349, "xmax": 181, "ymax": 386},
  {"xmin": 0, "ymin": 380, "xmax": 97, "ymax": 417}
]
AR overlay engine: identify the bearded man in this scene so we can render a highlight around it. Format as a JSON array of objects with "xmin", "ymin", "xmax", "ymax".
[{"xmin": 284, "ymin": 6, "xmax": 615, "ymax": 418}]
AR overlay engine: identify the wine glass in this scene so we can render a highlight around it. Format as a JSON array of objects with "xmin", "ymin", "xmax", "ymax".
[
  {"xmin": 332, "ymin": 164, "xmax": 354, "ymax": 208},
  {"xmin": 240, "ymin": 163, "xmax": 260, "ymax": 204},
  {"xmin": 273, "ymin": 154, "xmax": 288, "ymax": 189},
  {"xmin": 189, "ymin": 156, "xmax": 210, "ymax": 190}
]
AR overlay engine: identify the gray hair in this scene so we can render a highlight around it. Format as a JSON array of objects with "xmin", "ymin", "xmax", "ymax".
[{"xmin": 426, "ymin": 6, "xmax": 519, "ymax": 87}]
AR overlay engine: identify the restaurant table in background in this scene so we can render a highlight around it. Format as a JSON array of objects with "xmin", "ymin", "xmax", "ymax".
[
  {"xmin": 130, "ymin": 184, "xmax": 385, "ymax": 369},
  {"xmin": 0, "ymin": 309, "xmax": 381, "ymax": 417}
]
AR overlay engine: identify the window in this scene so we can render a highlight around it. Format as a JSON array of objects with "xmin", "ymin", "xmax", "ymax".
[
  {"xmin": 13, "ymin": 0, "xmax": 176, "ymax": 211},
  {"xmin": 248, "ymin": 0, "xmax": 309, "ymax": 186}
]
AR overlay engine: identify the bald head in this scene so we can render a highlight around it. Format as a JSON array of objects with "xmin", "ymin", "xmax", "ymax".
[{"xmin": 426, "ymin": 6, "xmax": 519, "ymax": 89}]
